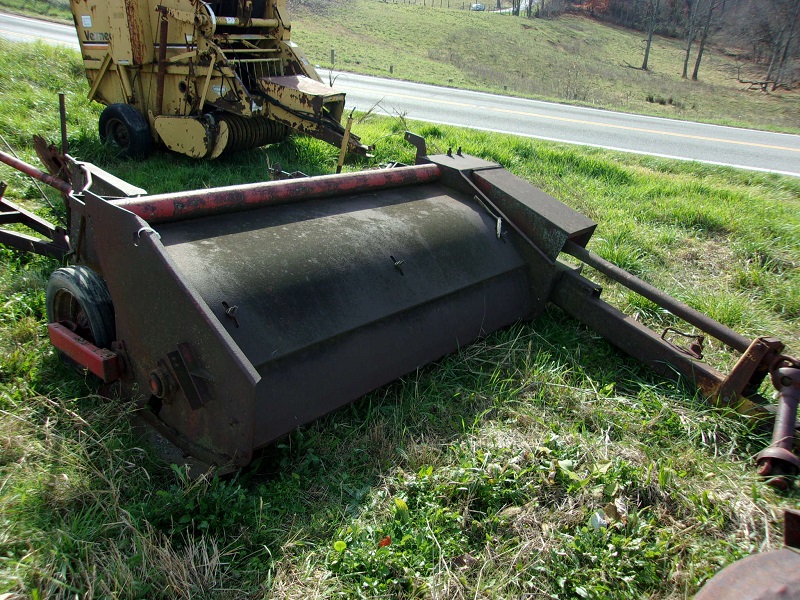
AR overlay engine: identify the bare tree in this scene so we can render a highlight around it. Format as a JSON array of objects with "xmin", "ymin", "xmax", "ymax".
[
  {"xmin": 641, "ymin": 0, "xmax": 662, "ymax": 69},
  {"xmin": 732, "ymin": 0, "xmax": 800, "ymax": 89},
  {"xmin": 682, "ymin": 0, "xmax": 700, "ymax": 78},
  {"xmin": 770, "ymin": 0, "xmax": 800, "ymax": 88},
  {"xmin": 691, "ymin": 0, "xmax": 723, "ymax": 79}
]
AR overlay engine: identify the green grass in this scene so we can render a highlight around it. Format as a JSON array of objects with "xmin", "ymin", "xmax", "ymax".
[
  {"xmin": 1, "ymin": 39, "xmax": 800, "ymax": 598},
  {"xmin": 0, "ymin": 0, "xmax": 69, "ymax": 21}
]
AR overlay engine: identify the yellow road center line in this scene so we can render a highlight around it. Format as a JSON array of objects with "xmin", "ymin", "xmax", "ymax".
[{"xmin": 349, "ymin": 85, "xmax": 799, "ymax": 153}]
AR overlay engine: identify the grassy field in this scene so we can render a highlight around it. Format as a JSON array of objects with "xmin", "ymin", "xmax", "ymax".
[
  {"xmin": 1, "ymin": 0, "xmax": 799, "ymax": 133},
  {"xmin": 1, "ymin": 39, "xmax": 800, "ymax": 599}
]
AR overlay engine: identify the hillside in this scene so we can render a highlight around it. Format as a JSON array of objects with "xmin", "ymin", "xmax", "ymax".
[
  {"xmin": 287, "ymin": 1, "xmax": 799, "ymax": 132},
  {"xmin": 0, "ymin": 0, "xmax": 797, "ymax": 131}
]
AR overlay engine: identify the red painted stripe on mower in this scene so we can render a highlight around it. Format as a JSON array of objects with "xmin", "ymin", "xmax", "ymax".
[
  {"xmin": 48, "ymin": 323, "xmax": 121, "ymax": 382},
  {"xmin": 112, "ymin": 163, "xmax": 442, "ymax": 224}
]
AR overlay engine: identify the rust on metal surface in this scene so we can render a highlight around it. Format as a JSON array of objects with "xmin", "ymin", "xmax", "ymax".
[
  {"xmin": 712, "ymin": 337, "xmax": 785, "ymax": 404},
  {"xmin": 124, "ymin": 0, "xmax": 144, "ymax": 65},
  {"xmin": 756, "ymin": 356, "xmax": 800, "ymax": 490},
  {"xmin": 695, "ymin": 548, "xmax": 800, "ymax": 600},
  {"xmin": 48, "ymin": 322, "xmax": 122, "ymax": 382},
  {"xmin": 33, "ymin": 135, "xmax": 67, "ymax": 179},
  {"xmin": 786, "ymin": 509, "xmax": 800, "ymax": 549},
  {"xmin": 111, "ymin": 163, "xmax": 441, "ymax": 223},
  {"xmin": 59, "ymin": 93, "xmax": 68, "ymax": 155},
  {"xmin": 0, "ymin": 150, "xmax": 72, "ymax": 195},
  {"xmin": 696, "ymin": 509, "xmax": 800, "ymax": 599},
  {"xmin": 156, "ymin": 6, "xmax": 169, "ymax": 116}
]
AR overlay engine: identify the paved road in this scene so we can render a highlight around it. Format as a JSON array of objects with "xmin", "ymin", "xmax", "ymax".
[
  {"xmin": 329, "ymin": 71, "xmax": 800, "ymax": 177},
  {"xmin": 0, "ymin": 11, "xmax": 78, "ymax": 48},
  {"xmin": 2, "ymin": 11, "xmax": 799, "ymax": 176}
]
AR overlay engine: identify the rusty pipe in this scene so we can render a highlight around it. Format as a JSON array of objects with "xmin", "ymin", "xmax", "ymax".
[
  {"xmin": 59, "ymin": 92, "xmax": 68, "ymax": 156},
  {"xmin": 213, "ymin": 16, "xmax": 279, "ymax": 27},
  {"xmin": 563, "ymin": 239, "xmax": 751, "ymax": 353},
  {"xmin": 756, "ymin": 357, "xmax": 800, "ymax": 490},
  {"xmin": 0, "ymin": 150, "xmax": 73, "ymax": 195},
  {"xmin": 156, "ymin": 7, "xmax": 169, "ymax": 117},
  {"xmin": 112, "ymin": 163, "xmax": 442, "ymax": 224}
]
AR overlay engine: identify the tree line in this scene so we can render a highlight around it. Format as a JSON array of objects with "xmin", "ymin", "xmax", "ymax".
[
  {"xmin": 511, "ymin": 0, "xmax": 799, "ymax": 87},
  {"xmin": 372, "ymin": 0, "xmax": 799, "ymax": 87}
]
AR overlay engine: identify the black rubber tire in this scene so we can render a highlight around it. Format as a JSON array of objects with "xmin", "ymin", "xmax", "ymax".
[
  {"xmin": 46, "ymin": 266, "xmax": 115, "ymax": 351},
  {"xmin": 98, "ymin": 103, "xmax": 152, "ymax": 159}
]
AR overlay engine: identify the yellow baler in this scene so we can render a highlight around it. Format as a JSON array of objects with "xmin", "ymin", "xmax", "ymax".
[{"xmin": 71, "ymin": 0, "xmax": 368, "ymax": 157}]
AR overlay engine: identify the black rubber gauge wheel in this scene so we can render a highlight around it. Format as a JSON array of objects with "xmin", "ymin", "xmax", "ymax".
[
  {"xmin": 46, "ymin": 266, "xmax": 116, "ymax": 351},
  {"xmin": 98, "ymin": 103, "xmax": 152, "ymax": 158}
]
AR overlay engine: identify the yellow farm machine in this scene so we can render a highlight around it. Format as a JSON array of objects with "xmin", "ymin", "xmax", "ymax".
[{"xmin": 70, "ymin": 0, "xmax": 368, "ymax": 157}]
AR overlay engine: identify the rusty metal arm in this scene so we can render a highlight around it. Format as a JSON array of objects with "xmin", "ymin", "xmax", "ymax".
[
  {"xmin": 554, "ymin": 246, "xmax": 797, "ymax": 487},
  {"xmin": 550, "ymin": 263, "xmax": 782, "ymax": 420},
  {"xmin": 0, "ymin": 151, "xmax": 73, "ymax": 258},
  {"xmin": 0, "ymin": 179, "xmax": 70, "ymax": 259},
  {"xmin": 0, "ymin": 150, "xmax": 73, "ymax": 195},
  {"xmin": 563, "ymin": 240, "xmax": 751, "ymax": 353}
]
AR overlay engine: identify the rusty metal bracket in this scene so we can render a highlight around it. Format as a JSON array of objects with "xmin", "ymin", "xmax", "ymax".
[
  {"xmin": 0, "ymin": 191, "xmax": 70, "ymax": 259},
  {"xmin": 166, "ymin": 342, "xmax": 215, "ymax": 410},
  {"xmin": 713, "ymin": 337, "xmax": 785, "ymax": 405},
  {"xmin": 405, "ymin": 131, "xmax": 427, "ymax": 162}
]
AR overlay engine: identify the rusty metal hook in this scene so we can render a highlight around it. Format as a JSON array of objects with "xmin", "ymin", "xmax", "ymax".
[{"xmin": 660, "ymin": 327, "xmax": 705, "ymax": 360}]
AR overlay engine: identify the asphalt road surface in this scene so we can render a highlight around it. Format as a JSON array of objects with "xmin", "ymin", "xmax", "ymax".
[
  {"xmin": 0, "ymin": 11, "xmax": 79, "ymax": 48},
  {"xmin": 2, "ymin": 11, "xmax": 798, "ymax": 176}
]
